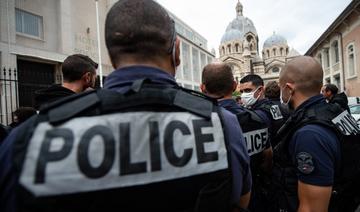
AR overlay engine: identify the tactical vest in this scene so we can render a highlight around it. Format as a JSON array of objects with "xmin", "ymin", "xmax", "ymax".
[
  {"xmin": 257, "ymin": 101, "xmax": 285, "ymax": 147},
  {"xmin": 271, "ymin": 102, "xmax": 360, "ymax": 212},
  {"xmin": 236, "ymin": 108, "xmax": 269, "ymax": 174},
  {"xmin": 12, "ymin": 81, "xmax": 233, "ymax": 212}
]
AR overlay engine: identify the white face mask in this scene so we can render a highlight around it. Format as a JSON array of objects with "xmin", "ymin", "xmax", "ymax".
[
  {"xmin": 280, "ymin": 86, "xmax": 292, "ymax": 106},
  {"xmin": 241, "ymin": 87, "xmax": 259, "ymax": 107}
]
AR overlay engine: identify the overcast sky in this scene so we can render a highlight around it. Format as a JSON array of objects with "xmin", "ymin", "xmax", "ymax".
[{"xmin": 156, "ymin": 0, "xmax": 352, "ymax": 56}]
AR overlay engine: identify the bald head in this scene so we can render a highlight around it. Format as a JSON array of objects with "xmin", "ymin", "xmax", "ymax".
[
  {"xmin": 202, "ymin": 62, "xmax": 235, "ymax": 97},
  {"xmin": 280, "ymin": 56, "xmax": 323, "ymax": 96}
]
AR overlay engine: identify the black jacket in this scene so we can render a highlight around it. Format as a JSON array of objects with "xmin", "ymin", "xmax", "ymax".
[
  {"xmin": 330, "ymin": 92, "xmax": 350, "ymax": 112},
  {"xmin": 34, "ymin": 84, "xmax": 76, "ymax": 110}
]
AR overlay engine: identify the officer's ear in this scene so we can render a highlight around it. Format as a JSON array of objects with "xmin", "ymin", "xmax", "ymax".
[
  {"xmin": 286, "ymin": 83, "xmax": 295, "ymax": 95},
  {"xmin": 232, "ymin": 81, "xmax": 238, "ymax": 92},
  {"xmin": 200, "ymin": 83, "xmax": 207, "ymax": 94},
  {"xmin": 175, "ymin": 37, "xmax": 181, "ymax": 67}
]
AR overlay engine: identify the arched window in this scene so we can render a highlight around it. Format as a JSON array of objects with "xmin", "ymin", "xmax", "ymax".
[
  {"xmin": 272, "ymin": 67, "xmax": 280, "ymax": 73},
  {"xmin": 286, "ymin": 48, "xmax": 289, "ymax": 55},
  {"xmin": 250, "ymin": 43, "xmax": 254, "ymax": 51},
  {"xmin": 267, "ymin": 50, "xmax": 270, "ymax": 58},
  {"xmin": 222, "ymin": 46, "xmax": 225, "ymax": 56},
  {"xmin": 235, "ymin": 43, "xmax": 239, "ymax": 52},
  {"xmin": 348, "ymin": 44, "xmax": 356, "ymax": 77},
  {"xmin": 332, "ymin": 41, "xmax": 339, "ymax": 63},
  {"xmin": 280, "ymin": 48, "xmax": 284, "ymax": 56},
  {"xmin": 273, "ymin": 48, "xmax": 276, "ymax": 56},
  {"xmin": 228, "ymin": 44, "xmax": 231, "ymax": 53}
]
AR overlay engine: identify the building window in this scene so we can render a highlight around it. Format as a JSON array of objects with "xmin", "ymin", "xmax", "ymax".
[
  {"xmin": 15, "ymin": 8, "xmax": 43, "ymax": 38},
  {"xmin": 334, "ymin": 74, "xmax": 340, "ymax": 90},
  {"xmin": 348, "ymin": 44, "xmax": 356, "ymax": 77},
  {"xmin": 228, "ymin": 45, "xmax": 231, "ymax": 53},
  {"xmin": 182, "ymin": 42, "xmax": 191, "ymax": 80},
  {"xmin": 272, "ymin": 67, "xmax": 280, "ymax": 73},
  {"xmin": 192, "ymin": 48, "xmax": 200, "ymax": 82},
  {"xmin": 267, "ymin": 50, "xmax": 270, "ymax": 58},
  {"xmin": 235, "ymin": 44, "xmax": 239, "ymax": 52},
  {"xmin": 273, "ymin": 48, "xmax": 276, "ymax": 56},
  {"xmin": 286, "ymin": 48, "xmax": 289, "ymax": 55},
  {"xmin": 332, "ymin": 41, "xmax": 339, "ymax": 64},
  {"xmin": 325, "ymin": 77, "xmax": 330, "ymax": 84},
  {"xmin": 222, "ymin": 47, "xmax": 225, "ymax": 56},
  {"xmin": 317, "ymin": 53, "xmax": 323, "ymax": 67},
  {"xmin": 324, "ymin": 48, "xmax": 330, "ymax": 68},
  {"xmin": 280, "ymin": 48, "xmax": 284, "ymax": 56}
]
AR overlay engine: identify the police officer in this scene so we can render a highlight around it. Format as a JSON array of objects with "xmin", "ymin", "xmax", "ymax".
[
  {"xmin": 321, "ymin": 83, "xmax": 350, "ymax": 112},
  {"xmin": 201, "ymin": 63, "xmax": 272, "ymax": 211},
  {"xmin": 264, "ymin": 81, "xmax": 290, "ymax": 121},
  {"xmin": 0, "ymin": 1, "xmax": 251, "ymax": 211},
  {"xmin": 239, "ymin": 75, "xmax": 285, "ymax": 147},
  {"xmin": 271, "ymin": 56, "xmax": 341, "ymax": 211}
]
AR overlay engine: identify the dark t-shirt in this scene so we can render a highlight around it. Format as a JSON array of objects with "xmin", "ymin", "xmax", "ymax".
[{"xmin": 288, "ymin": 95, "xmax": 340, "ymax": 186}]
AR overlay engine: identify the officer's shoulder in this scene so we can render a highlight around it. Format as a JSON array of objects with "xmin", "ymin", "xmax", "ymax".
[{"xmin": 295, "ymin": 124, "xmax": 338, "ymax": 142}]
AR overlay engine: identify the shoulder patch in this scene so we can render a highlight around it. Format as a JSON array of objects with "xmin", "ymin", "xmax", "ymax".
[
  {"xmin": 296, "ymin": 152, "xmax": 314, "ymax": 175},
  {"xmin": 269, "ymin": 105, "xmax": 283, "ymax": 120}
]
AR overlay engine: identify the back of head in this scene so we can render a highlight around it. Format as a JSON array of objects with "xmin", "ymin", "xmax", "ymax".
[
  {"xmin": 62, "ymin": 54, "xmax": 98, "ymax": 82},
  {"xmin": 324, "ymin": 84, "xmax": 338, "ymax": 95},
  {"xmin": 280, "ymin": 56, "xmax": 323, "ymax": 96},
  {"xmin": 13, "ymin": 107, "xmax": 37, "ymax": 123},
  {"xmin": 105, "ymin": 0, "xmax": 175, "ymax": 67},
  {"xmin": 202, "ymin": 63, "xmax": 234, "ymax": 97},
  {"xmin": 240, "ymin": 74, "xmax": 264, "ymax": 87},
  {"xmin": 265, "ymin": 81, "xmax": 280, "ymax": 99}
]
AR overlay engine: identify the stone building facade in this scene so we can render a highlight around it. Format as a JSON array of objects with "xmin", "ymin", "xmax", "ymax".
[
  {"xmin": 306, "ymin": 0, "xmax": 360, "ymax": 97},
  {"xmin": 219, "ymin": 1, "xmax": 300, "ymax": 84}
]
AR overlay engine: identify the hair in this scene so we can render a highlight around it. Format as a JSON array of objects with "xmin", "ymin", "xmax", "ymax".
[
  {"xmin": 202, "ymin": 63, "xmax": 234, "ymax": 96},
  {"xmin": 265, "ymin": 81, "xmax": 280, "ymax": 99},
  {"xmin": 13, "ymin": 107, "xmax": 37, "ymax": 123},
  {"xmin": 105, "ymin": 0, "xmax": 175, "ymax": 65},
  {"xmin": 62, "ymin": 54, "xmax": 98, "ymax": 82},
  {"xmin": 240, "ymin": 74, "xmax": 264, "ymax": 87},
  {"xmin": 324, "ymin": 83, "xmax": 339, "ymax": 95}
]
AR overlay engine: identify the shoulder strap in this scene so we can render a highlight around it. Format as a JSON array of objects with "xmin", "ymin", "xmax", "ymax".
[{"xmin": 44, "ymin": 81, "xmax": 216, "ymax": 125}]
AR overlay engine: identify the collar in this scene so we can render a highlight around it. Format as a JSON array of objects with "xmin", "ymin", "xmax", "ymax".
[
  {"xmin": 104, "ymin": 66, "xmax": 178, "ymax": 91},
  {"xmin": 219, "ymin": 99, "xmax": 245, "ymax": 114},
  {"xmin": 252, "ymin": 98, "xmax": 270, "ymax": 109},
  {"xmin": 295, "ymin": 95, "xmax": 326, "ymax": 112}
]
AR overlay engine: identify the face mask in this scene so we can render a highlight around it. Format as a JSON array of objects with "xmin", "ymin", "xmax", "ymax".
[
  {"xmin": 280, "ymin": 85, "xmax": 292, "ymax": 106},
  {"xmin": 241, "ymin": 87, "xmax": 259, "ymax": 107}
]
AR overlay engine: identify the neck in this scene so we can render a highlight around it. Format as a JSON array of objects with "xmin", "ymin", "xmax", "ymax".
[
  {"xmin": 115, "ymin": 56, "xmax": 175, "ymax": 76},
  {"xmin": 292, "ymin": 93, "xmax": 316, "ymax": 110},
  {"xmin": 219, "ymin": 93, "xmax": 233, "ymax": 101},
  {"xmin": 62, "ymin": 82, "xmax": 84, "ymax": 93}
]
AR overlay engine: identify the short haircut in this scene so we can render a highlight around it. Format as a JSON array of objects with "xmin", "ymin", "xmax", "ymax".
[
  {"xmin": 105, "ymin": 0, "xmax": 175, "ymax": 65},
  {"xmin": 324, "ymin": 84, "xmax": 339, "ymax": 95},
  {"xmin": 202, "ymin": 63, "xmax": 234, "ymax": 96},
  {"xmin": 265, "ymin": 81, "xmax": 280, "ymax": 99},
  {"xmin": 62, "ymin": 54, "xmax": 98, "ymax": 82},
  {"xmin": 240, "ymin": 74, "xmax": 264, "ymax": 87}
]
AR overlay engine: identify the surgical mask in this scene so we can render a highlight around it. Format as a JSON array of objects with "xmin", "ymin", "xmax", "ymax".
[
  {"xmin": 241, "ymin": 87, "xmax": 260, "ymax": 107},
  {"xmin": 280, "ymin": 86, "xmax": 292, "ymax": 106}
]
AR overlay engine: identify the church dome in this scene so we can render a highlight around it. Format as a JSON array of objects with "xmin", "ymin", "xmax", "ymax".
[
  {"xmin": 263, "ymin": 33, "xmax": 288, "ymax": 49},
  {"xmin": 220, "ymin": 1, "xmax": 257, "ymax": 44}
]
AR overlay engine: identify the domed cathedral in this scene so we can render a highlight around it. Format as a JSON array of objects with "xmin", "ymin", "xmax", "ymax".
[{"xmin": 219, "ymin": 1, "xmax": 300, "ymax": 82}]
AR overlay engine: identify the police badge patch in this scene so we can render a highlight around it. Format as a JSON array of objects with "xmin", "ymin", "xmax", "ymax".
[
  {"xmin": 296, "ymin": 152, "xmax": 315, "ymax": 174},
  {"xmin": 270, "ymin": 105, "xmax": 283, "ymax": 120}
]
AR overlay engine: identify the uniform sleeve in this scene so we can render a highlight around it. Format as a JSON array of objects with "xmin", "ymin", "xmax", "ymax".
[
  {"xmin": 0, "ymin": 127, "xmax": 19, "ymax": 212},
  {"xmin": 220, "ymin": 108, "xmax": 252, "ymax": 201},
  {"xmin": 288, "ymin": 124, "xmax": 339, "ymax": 186}
]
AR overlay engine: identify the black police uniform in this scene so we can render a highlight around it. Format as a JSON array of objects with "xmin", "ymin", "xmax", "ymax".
[
  {"xmin": 271, "ymin": 95, "xmax": 344, "ymax": 211},
  {"xmin": 0, "ymin": 66, "xmax": 252, "ymax": 212}
]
